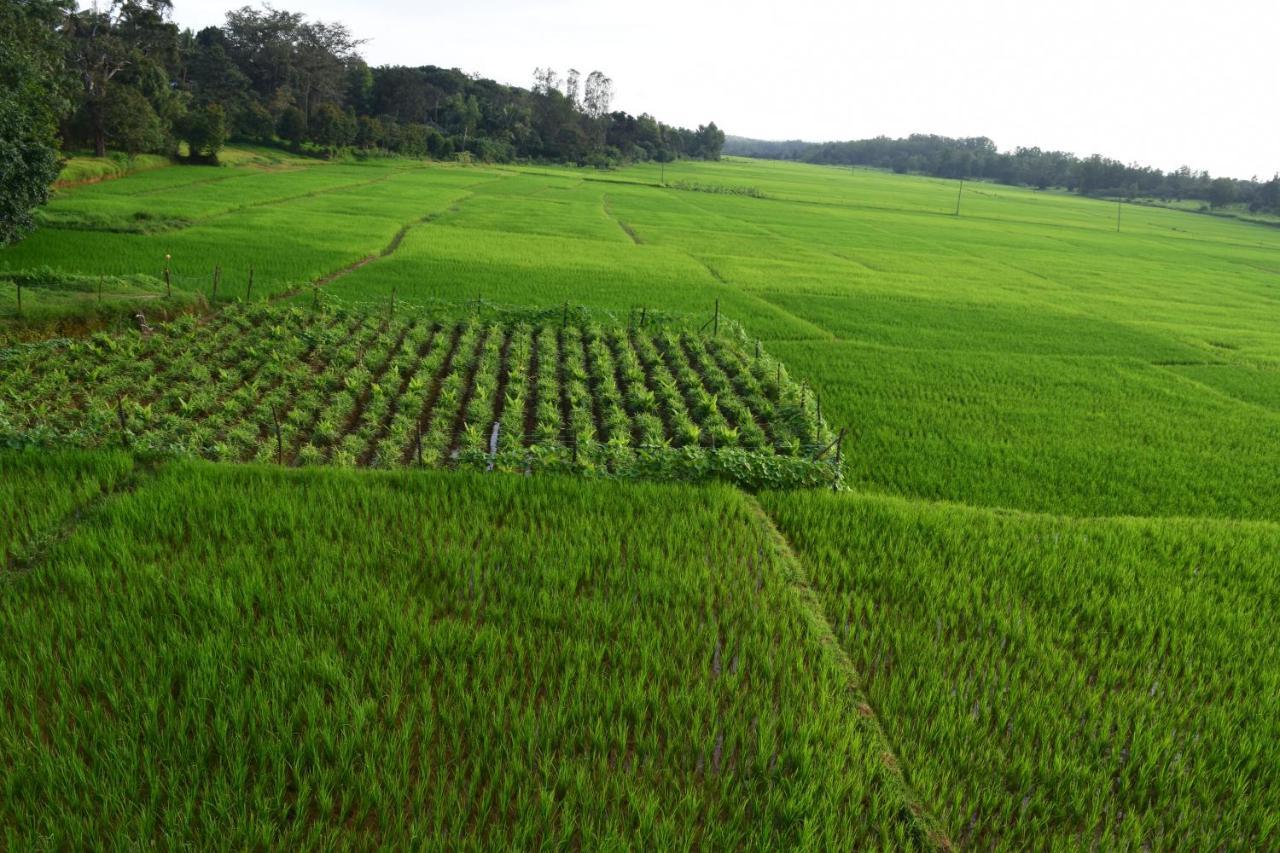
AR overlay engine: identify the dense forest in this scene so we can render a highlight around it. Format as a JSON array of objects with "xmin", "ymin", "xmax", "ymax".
[
  {"xmin": 726, "ymin": 135, "xmax": 1280, "ymax": 214},
  {"xmin": 70, "ymin": 1, "xmax": 724, "ymax": 164},
  {"xmin": 1, "ymin": 0, "xmax": 724, "ymax": 244}
]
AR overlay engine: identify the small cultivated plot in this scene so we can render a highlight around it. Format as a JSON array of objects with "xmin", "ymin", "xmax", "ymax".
[
  {"xmin": 0, "ymin": 304, "xmax": 840, "ymax": 489},
  {"xmin": 760, "ymin": 488, "xmax": 1280, "ymax": 849},
  {"xmin": 0, "ymin": 461, "xmax": 933, "ymax": 848}
]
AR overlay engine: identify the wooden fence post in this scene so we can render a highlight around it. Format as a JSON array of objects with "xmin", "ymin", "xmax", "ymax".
[
  {"xmin": 246, "ymin": 266, "xmax": 254, "ymax": 302},
  {"xmin": 814, "ymin": 427, "xmax": 846, "ymax": 462},
  {"xmin": 116, "ymin": 397, "xmax": 130, "ymax": 447},
  {"xmin": 271, "ymin": 406, "xmax": 284, "ymax": 465}
]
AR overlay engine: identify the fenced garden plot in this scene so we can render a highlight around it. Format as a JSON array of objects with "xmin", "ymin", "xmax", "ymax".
[{"xmin": 0, "ymin": 305, "xmax": 842, "ymax": 490}]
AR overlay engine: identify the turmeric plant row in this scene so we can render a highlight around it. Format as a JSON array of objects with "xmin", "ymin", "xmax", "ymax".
[{"xmin": 0, "ymin": 305, "xmax": 841, "ymax": 489}]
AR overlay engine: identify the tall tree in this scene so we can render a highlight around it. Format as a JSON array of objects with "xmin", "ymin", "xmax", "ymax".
[
  {"xmin": 0, "ymin": 0, "xmax": 73, "ymax": 245},
  {"xmin": 63, "ymin": 0, "xmax": 179, "ymax": 157},
  {"xmin": 582, "ymin": 71, "xmax": 612, "ymax": 119},
  {"xmin": 564, "ymin": 68, "xmax": 580, "ymax": 109}
]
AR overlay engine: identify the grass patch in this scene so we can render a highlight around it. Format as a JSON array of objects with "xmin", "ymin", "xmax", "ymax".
[
  {"xmin": 0, "ymin": 459, "xmax": 931, "ymax": 848},
  {"xmin": 55, "ymin": 153, "xmax": 172, "ymax": 188},
  {"xmin": 761, "ymin": 488, "xmax": 1280, "ymax": 848}
]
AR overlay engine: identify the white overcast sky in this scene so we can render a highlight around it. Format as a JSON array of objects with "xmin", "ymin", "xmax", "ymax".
[{"xmin": 169, "ymin": 0, "xmax": 1279, "ymax": 179}]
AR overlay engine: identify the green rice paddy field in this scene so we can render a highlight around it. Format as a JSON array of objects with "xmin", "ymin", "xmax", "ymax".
[{"xmin": 2, "ymin": 152, "xmax": 1278, "ymax": 846}]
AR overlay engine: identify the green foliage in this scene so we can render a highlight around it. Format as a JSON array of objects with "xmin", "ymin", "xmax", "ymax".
[
  {"xmin": 179, "ymin": 102, "xmax": 228, "ymax": 161},
  {"xmin": 62, "ymin": 1, "xmax": 182, "ymax": 158},
  {"xmin": 309, "ymin": 102, "xmax": 356, "ymax": 152},
  {"xmin": 669, "ymin": 180, "xmax": 766, "ymax": 198},
  {"xmin": 0, "ymin": 0, "xmax": 72, "ymax": 245},
  {"xmin": 99, "ymin": 85, "xmax": 168, "ymax": 157},
  {"xmin": 277, "ymin": 106, "xmax": 307, "ymax": 148}
]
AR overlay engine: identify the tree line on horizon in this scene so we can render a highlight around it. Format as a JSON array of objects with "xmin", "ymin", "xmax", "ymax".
[
  {"xmin": 726, "ymin": 134, "xmax": 1280, "ymax": 215},
  {"xmin": 1, "ymin": 0, "xmax": 725, "ymax": 245}
]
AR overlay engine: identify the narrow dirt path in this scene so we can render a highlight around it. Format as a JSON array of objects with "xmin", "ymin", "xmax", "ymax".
[
  {"xmin": 602, "ymin": 193, "xmax": 642, "ymax": 244},
  {"xmin": 272, "ymin": 181, "xmax": 492, "ymax": 302}
]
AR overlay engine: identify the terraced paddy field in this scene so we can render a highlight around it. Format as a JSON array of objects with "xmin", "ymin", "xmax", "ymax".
[
  {"xmin": 3, "ymin": 151, "xmax": 1279, "ymax": 845},
  {"xmin": 7, "ymin": 152, "xmax": 1279, "ymax": 517}
]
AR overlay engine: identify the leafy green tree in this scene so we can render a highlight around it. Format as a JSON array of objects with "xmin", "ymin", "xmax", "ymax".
[
  {"xmin": 345, "ymin": 59, "xmax": 373, "ymax": 114},
  {"xmin": 0, "ymin": 0, "xmax": 73, "ymax": 246},
  {"xmin": 180, "ymin": 102, "xmax": 227, "ymax": 160},
  {"xmin": 238, "ymin": 100, "xmax": 275, "ymax": 142},
  {"xmin": 183, "ymin": 27, "xmax": 250, "ymax": 118},
  {"xmin": 1250, "ymin": 175, "xmax": 1280, "ymax": 214},
  {"xmin": 277, "ymin": 105, "xmax": 307, "ymax": 149},
  {"xmin": 695, "ymin": 122, "xmax": 725, "ymax": 160},
  {"xmin": 64, "ymin": 0, "xmax": 179, "ymax": 157},
  {"xmin": 309, "ymin": 101, "xmax": 355, "ymax": 151},
  {"xmin": 100, "ymin": 84, "xmax": 166, "ymax": 155},
  {"xmin": 1208, "ymin": 177, "xmax": 1238, "ymax": 208},
  {"xmin": 355, "ymin": 114, "xmax": 383, "ymax": 150},
  {"xmin": 444, "ymin": 93, "xmax": 480, "ymax": 152}
]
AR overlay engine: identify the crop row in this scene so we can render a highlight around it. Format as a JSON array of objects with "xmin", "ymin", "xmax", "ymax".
[{"xmin": 0, "ymin": 305, "xmax": 841, "ymax": 488}]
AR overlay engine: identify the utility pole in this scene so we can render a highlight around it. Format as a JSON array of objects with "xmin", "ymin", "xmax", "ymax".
[
  {"xmin": 1116, "ymin": 198, "xmax": 1122, "ymax": 233},
  {"xmin": 955, "ymin": 178, "xmax": 965, "ymax": 216}
]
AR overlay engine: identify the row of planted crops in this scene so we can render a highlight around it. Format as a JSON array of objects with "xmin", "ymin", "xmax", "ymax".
[{"xmin": 0, "ymin": 305, "xmax": 842, "ymax": 488}]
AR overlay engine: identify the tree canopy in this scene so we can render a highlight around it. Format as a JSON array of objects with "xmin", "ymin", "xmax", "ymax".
[
  {"xmin": 0, "ymin": 0, "xmax": 74, "ymax": 246},
  {"xmin": 43, "ymin": 2, "xmax": 723, "ymax": 169},
  {"xmin": 1, "ymin": 2, "xmax": 725, "ymax": 244},
  {"xmin": 725, "ymin": 134, "xmax": 1280, "ymax": 215}
]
